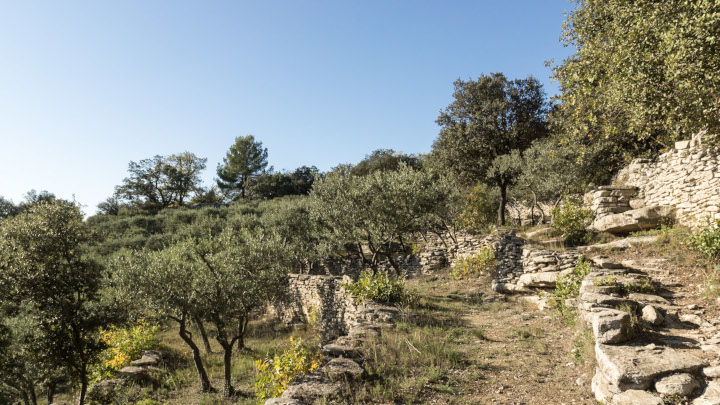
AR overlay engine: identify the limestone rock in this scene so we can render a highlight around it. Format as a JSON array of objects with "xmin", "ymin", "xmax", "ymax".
[
  {"xmin": 592, "ymin": 309, "xmax": 632, "ymax": 344},
  {"xmin": 641, "ymin": 305, "xmax": 664, "ymax": 326},
  {"xmin": 703, "ymin": 365, "xmax": 720, "ymax": 378},
  {"xmin": 322, "ymin": 357, "xmax": 364, "ymax": 381},
  {"xmin": 692, "ymin": 380, "xmax": 720, "ymax": 405},
  {"xmin": 591, "ymin": 256, "xmax": 625, "ymax": 269},
  {"xmin": 322, "ymin": 343, "xmax": 361, "ymax": 359},
  {"xmin": 595, "ymin": 343, "xmax": 706, "ymax": 390},
  {"xmin": 130, "ymin": 354, "xmax": 159, "ymax": 367},
  {"xmin": 591, "ymin": 206, "xmax": 675, "ymax": 234},
  {"xmin": 516, "ymin": 272, "xmax": 559, "ymax": 288},
  {"xmin": 592, "ymin": 370, "xmax": 615, "ymax": 404},
  {"xmin": 281, "ymin": 373, "xmax": 341, "ymax": 402},
  {"xmin": 654, "ymin": 373, "xmax": 700, "ymax": 396},
  {"xmin": 117, "ymin": 366, "xmax": 149, "ymax": 381},
  {"xmin": 611, "ymin": 390, "xmax": 663, "ymax": 405},
  {"xmin": 86, "ymin": 379, "xmax": 123, "ymax": 403},
  {"xmin": 265, "ymin": 398, "xmax": 303, "ymax": 405}
]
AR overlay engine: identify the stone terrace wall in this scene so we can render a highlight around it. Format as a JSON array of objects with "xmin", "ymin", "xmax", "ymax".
[
  {"xmin": 491, "ymin": 232, "xmax": 582, "ymax": 293},
  {"xmin": 274, "ymin": 274, "xmax": 399, "ymax": 343},
  {"xmin": 621, "ymin": 140, "xmax": 720, "ymax": 228}
]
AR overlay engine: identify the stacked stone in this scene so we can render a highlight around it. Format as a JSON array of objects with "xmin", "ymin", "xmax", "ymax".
[
  {"xmin": 587, "ymin": 186, "xmax": 639, "ymax": 220},
  {"xmin": 623, "ymin": 139, "xmax": 720, "ymax": 228},
  {"xmin": 575, "ymin": 257, "xmax": 719, "ymax": 404},
  {"xmin": 493, "ymin": 231, "xmax": 525, "ymax": 280},
  {"xmin": 266, "ymin": 274, "xmax": 401, "ymax": 405}
]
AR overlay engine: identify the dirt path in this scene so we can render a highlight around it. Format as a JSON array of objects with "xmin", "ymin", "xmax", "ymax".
[{"xmin": 399, "ymin": 274, "xmax": 597, "ymax": 405}]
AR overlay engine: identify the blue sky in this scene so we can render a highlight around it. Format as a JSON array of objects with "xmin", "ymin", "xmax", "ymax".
[{"xmin": 0, "ymin": 0, "xmax": 575, "ymax": 213}]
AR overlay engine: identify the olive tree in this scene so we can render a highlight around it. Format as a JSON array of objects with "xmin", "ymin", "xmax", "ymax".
[
  {"xmin": 310, "ymin": 164, "xmax": 447, "ymax": 273},
  {"xmin": 112, "ymin": 224, "xmax": 288, "ymax": 397},
  {"xmin": 0, "ymin": 201, "xmax": 107, "ymax": 405}
]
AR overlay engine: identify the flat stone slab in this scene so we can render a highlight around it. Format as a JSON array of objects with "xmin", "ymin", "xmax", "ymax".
[
  {"xmin": 130, "ymin": 355, "xmax": 159, "ymax": 367},
  {"xmin": 592, "ymin": 206, "xmax": 675, "ymax": 234},
  {"xmin": 654, "ymin": 373, "xmax": 700, "ymax": 396},
  {"xmin": 322, "ymin": 357, "xmax": 364, "ymax": 381},
  {"xmin": 516, "ymin": 271, "xmax": 559, "ymax": 288},
  {"xmin": 692, "ymin": 379, "xmax": 720, "ymax": 405},
  {"xmin": 595, "ymin": 343, "xmax": 706, "ymax": 390},
  {"xmin": 579, "ymin": 236, "xmax": 659, "ymax": 251},
  {"xmin": 611, "ymin": 390, "xmax": 662, "ymax": 405},
  {"xmin": 322, "ymin": 343, "xmax": 361, "ymax": 359},
  {"xmin": 281, "ymin": 373, "xmax": 341, "ymax": 402}
]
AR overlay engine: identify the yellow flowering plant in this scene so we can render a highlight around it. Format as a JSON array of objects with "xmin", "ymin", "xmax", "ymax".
[
  {"xmin": 254, "ymin": 337, "xmax": 322, "ymax": 403},
  {"xmin": 90, "ymin": 321, "xmax": 159, "ymax": 383}
]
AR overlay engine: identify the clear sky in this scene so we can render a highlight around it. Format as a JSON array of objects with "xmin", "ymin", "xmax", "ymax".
[{"xmin": 0, "ymin": 0, "xmax": 575, "ymax": 214}]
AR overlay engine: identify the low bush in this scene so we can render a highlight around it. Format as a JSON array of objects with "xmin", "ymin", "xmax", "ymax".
[
  {"xmin": 90, "ymin": 321, "xmax": 159, "ymax": 383},
  {"xmin": 685, "ymin": 217, "xmax": 720, "ymax": 262},
  {"xmin": 548, "ymin": 258, "xmax": 592, "ymax": 321},
  {"xmin": 342, "ymin": 269, "xmax": 418, "ymax": 306},
  {"xmin": 551, "ymin": 198, "xmax": 593, "ymax": 246},
  {"xmin": 254, "ymin": 337, "xmax": 322, "ymax": 402},
  {"xmin": 450, "ymin": 247, "xmax": 496, "ymax": 280}
]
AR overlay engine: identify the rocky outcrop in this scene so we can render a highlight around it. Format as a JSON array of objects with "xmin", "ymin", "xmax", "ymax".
[{"xmin": 591, "ymin": 205, "xmax": 676, "ymax": 234}]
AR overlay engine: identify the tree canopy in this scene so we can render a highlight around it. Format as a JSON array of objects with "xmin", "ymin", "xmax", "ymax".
[
  {"xmin": 114, "ymin": 152, "xmax": 207, "ymax": 210},
  {"xmin": 431, "ymin": 73, "xmax": 550, "ymax": 224},
  {"xmin": 553, "ymin": 0, "xmax": 720, "ymax": 174},
  {"xmin": 216, "ymin": 135, "xmax": 269, "ymax": 200}
]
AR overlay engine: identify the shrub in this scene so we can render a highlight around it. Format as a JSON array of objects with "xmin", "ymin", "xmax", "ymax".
[
  {"xmin": 685, "ymin": 217, "xmax": 720, "ymax": 262},
  {"xmin": 450, "ymin": 247, "xmax": 496, "ymax": 280},
  {"xmin": 551, "ymin": 198, "xmax": 593, "ymax": 246},
  {"xmin": 457, "ymin": 184, "xmax": 499, "ymax": 234},
  {"xmin": 548, "ymin": 258, "xmax": 592, "ymax": 320},
  {"xmin": 254, "ymin": 337, "xmax": 322, "ymax": 402},
  {"xmin": 90, "ymin": 321, "xmax": 159, "ymax": 383},
  {"xmin": 342, "ymin": 269, "xmax": 418, "ymax": 306}
]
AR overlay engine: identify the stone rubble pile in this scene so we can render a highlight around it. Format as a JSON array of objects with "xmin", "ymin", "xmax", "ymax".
[
  {"xmin": 265, "ymin": 275, "xmax": 401, "ymax": 404},
  {"xmin": 576, "ymin": 256, "xmax": 720, "ymax": 404},
  {"xmin": 86, "ymin": 350, "xmax": 166, "ymax": 403}
]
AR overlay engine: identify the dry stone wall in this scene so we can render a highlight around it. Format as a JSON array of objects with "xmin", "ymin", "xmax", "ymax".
[
  {"xmin": 618, "ymin": 139, "xmax": 720, "ymax": 228},
  {"xmin": 492, "ymin": 231, "xmax": 582, "ymax": 294}
]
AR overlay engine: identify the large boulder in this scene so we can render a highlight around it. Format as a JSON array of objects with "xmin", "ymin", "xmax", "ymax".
[{"xmin": 591, "ymin": 206, "xmax": 675, "ymax": 234}]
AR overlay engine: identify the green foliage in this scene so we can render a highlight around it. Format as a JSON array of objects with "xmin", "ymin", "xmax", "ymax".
[
  {"xmin": 457, "ymin": 183, "xmax": 499, "ymax": 233},
  {"xmin": 254, "ymin": 337, "xmax": 322, "ymax": 403},
  {"xmin": 450, "ymin": 248, "xmax": 496, "ymax": 280},
  {"xmin": 216, "ymin": 134, "xmax": 269, "ymax": 200},
  {"xmin": 342, "ymin": 269, "xmax": 417, "ymax": 306},
  {"xmin": 548, "ymin": 258, "xmax": 592, "ymax": 320},
  {"xmin": 551, "ymin": 198, "xmax": 593, "ymax": 246},
  {"xmin": 115, "ymin": 152, "xmax": 207, "ymax": 210},
  {"xmin": 112, "ymin": 222, "xmax": 289, "ymax": 395},
  {"xmin": 0, "ymin": 200, "xmax": 110, "ymax": 404},
  {"xmin": 594, "ymin": 275, "xmax": 657, "ymax": 294},
  {"xmin": 431, "ymin": 73, "xmax": 550, "ymax": 224},
  {"xmin": 685, "ymin": 217, "xmax": 720, "ymax": 262},
  {"xmin": 249, "ymin": 166, "xmax": 319, "ymax": 199},
  {"xmin": 91, "ymin": 321, "xmax": 159, "ymax": 383},
  {"xmin": 311, "ymin": 163, "xmax": 450, "ymax": 272},
  {"xmin": 553, "ymin": 0, "xmax": 720, "ymax": 176},
  {"xmin": 349, "ymin": 149, "xmax": 422, "ymax": 176}
]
